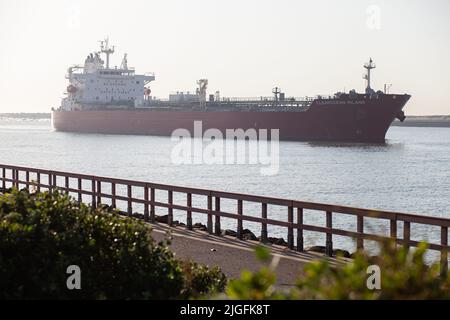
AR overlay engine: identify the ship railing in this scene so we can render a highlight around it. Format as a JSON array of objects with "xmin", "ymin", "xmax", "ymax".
[
  {"xmin": 1, "ymin": 163, "xmax": 448, "ymax": 275},
  {"xmin": 218, "ymin": 96, "xmax": 316, "ymax": 103}
]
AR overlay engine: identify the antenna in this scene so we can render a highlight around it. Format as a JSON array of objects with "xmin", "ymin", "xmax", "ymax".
[
  {"xmin": 363, "ymin": 58, "xmax": 376, "ymax": 94},
  {"xmin": 120, "ymin": 53, "xmax": 128, "ymax": 70},
  {"xmin": 100, "ymin": 37, "xmax": 115, "ymax": 69},
  {"xmin": 272, "ymin": 87, "xmax": 281, "ymax": 106},
  {"xmin": 197, "ymin": 79, "xmax": 208, "ymax": 108}
]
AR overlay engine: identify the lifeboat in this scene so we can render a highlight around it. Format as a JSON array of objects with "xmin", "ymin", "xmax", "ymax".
[{"xmin": 67, "ymin": 85, "xmax": 77, "ymax": 94}]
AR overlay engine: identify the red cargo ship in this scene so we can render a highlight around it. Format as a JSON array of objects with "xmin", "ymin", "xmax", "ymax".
[{"xmin": 52, "ymin": 40, "xmax": 410, "ymax": 143}]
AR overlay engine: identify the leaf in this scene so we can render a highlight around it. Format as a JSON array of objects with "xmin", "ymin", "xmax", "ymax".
[{"xmin": 255, "ymin": 246, "xmax": 271, "ymax": 262}]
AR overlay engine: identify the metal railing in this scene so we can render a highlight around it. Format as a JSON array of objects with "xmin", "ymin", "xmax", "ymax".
[{"xmin": 0, "ymin": 163, "xmax": 448, "ymax": 274}]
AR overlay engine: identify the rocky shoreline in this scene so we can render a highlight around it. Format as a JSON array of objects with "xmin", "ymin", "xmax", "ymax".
[
  {"xmin": 393, "ymin": 115, "xmax": 450, "ymax": 127},
  {"xmin": 130, "ymin": 210, "xmax": 353, "ymax": 258}
]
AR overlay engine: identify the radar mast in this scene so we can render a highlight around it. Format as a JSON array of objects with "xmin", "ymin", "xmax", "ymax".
[
  {"xmin": 363, "ymin": 58, "xmax": 376, "ymax": 94},
  {"xmin": 100, "ymin": 38, "xmax": 115, "ymax": 69}
]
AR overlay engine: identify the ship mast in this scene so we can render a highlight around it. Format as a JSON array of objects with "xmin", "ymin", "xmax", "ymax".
[
  {"xmin": 363, "ymin": 58, "xmax": 376, "ymax": 94},
  {"xmin": 197, "ymin": 79, "xmax": 208, "ymax": 108},
  {"xmin": 100, "ymin": 38, "xmax": 115, "ymax": 69}
]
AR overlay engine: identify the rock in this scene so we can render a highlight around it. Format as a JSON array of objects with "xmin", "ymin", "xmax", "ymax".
[
  {"xmin": 223, "ymin": 229, "xmax": 237, "ymax": 237},
  {"xmin": 211, "ymin": 248, "xmax": 217, "ymax": 252},
  {"xmin": 98, "ymin": 204, "xmax": 116, "ymax": 213},
  {"xmin": 155, "ymin": 215, "xmax": 169, "ymax": 224},
  {"xmin": 268, "ymin": 237, "xmax": 288, "ymax": 246},
  {"xmin": 242, "ymin": 229, "xmax": 258, "ymax": 241},
  {"xmin": 306, "ymin": 246, "xmax": 327, "ymax": 254},
  {"xmin": 130, "ymin": 212, "xmax": 143, "ymax": 219},
  {"xmin": 193, "ymin": 223, "xmax": 207, "ymax": 231},
  {"xmin": 306, "ymin": 246, "xmax": 351, "ymax": 258},
  {"xmin": 334, "ymin": 249, "xmax": 351, "ymax": 258}
]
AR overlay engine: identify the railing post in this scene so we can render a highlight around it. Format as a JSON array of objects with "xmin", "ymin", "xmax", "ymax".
[
  {"xmin": 64, "ymin": 176, "xmax": 69, "ymax": 195},
  {"xmin": 12, "ymin": 169, "xmax": 17, "ymax": 189},
  {"xmin": 19, "ymin": 170, "xmax": 22, "ymax": 189},
  {"xmin": 403, "ymin": 221, "xmax": 411, "ymax": 252},
  {"xmin": 326, "ymin": 211, "xmax": 333, "ymax": 257},
  {"xmin": 215, "ymin": 196, "xmax": 221, "ymax": 235},
  {"xmin": 127, "ymin": 185, "xmax": 132, "ymax": 216},
  {"xmin": 441, "ymin": 226, "xmax": 448, "ymax": 276},
  {"xmin": 168, "ymin": 190, "xmax": 173, "ymax": 226},
  {"xmin": 96, "ymin": 180, "xmax": 102, "ymax": 205},
  {"xmin": 26, "ymin": 171, "xmax": 30, "ymax": 190},
  {"xmin": 186, "ymin": 193, "xmax": 192, "ymax": 230},
  {"xmin": 144, "ymin": 185, "xmax": 149, "ymax": 221},
  {"xmin": 91, "ymin": 178, "xmax": 96, "ymax": 209},
  {"xmin": 52, "ymin": 174, "xmax": 57, "ymax": 191},
  {"xmin": 288, "ymin": 205, "xmax": 294, "ymax": 250},
  {"xmin": 297, "ymin": 207, "xmax": 304, "ymax": 252},
  {"xmin": 150, "ymin": 188, "xmax": 155, "ymax": 223},
  {"xmin": 10, "ymin": 169, "xmax": 13, "ymax": 189},
  {"xmin": 48, "ymin": 172, "xmax": 53, "ymax": 192},
  {"xmin": 1, "ymin": 167, "xmax": 5, "ymax": 191},
  {"xmin": 390, "ymin": 219, "xmax": 397, "ymax": 239},
  {"xmin": 357, "ymin": 215, "xmax": 364, "ymax": 250},
  {"xmin": 207, "ymin": 194, "xmax": 213, "ymax": 234},
  {"xmin": 77, "ymin": 178, "xmax": 82, "ymax": 203},
  {"xmin": 237, "ymin": 199, "xmax": 243, "ymax": 240},
  {"xmin": 37, "ymin": 173, "xmax": 41, "ymax": 193},
  {"xmin": 111, "ymin": 182, "xmax": 116, "ymax": 209},
  {"xmin": 17, "ymin": 170, "xmax": 21, "ymax": 189},
  {"xmin": 261, "ymin": 203, "xmax": 268, "ymax": 243}
]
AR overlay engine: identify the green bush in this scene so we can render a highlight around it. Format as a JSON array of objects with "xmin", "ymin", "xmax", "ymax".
[
  {"xmin": 180, "ymin": 261, "xmax": 227, "ymax": 299},
  {"xmin": 0, "ymin": 189, "xmax": 226, "ymax": 299},
  {"xmin": 296, "ymin": 241, "xmax": 450, "ymax": 299},
  {"xmin": 226, "ymin": 246, "xmax": 287, "ymax": 300},
  {"xmin": 224, "ymin": 243, "xmax": 450, "ymax": 300}
]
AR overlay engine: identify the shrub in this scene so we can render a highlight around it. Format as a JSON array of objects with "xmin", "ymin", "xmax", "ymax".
[
  {"xmin": 296, "ymin": 241, "xmax": 450, "ymax": 299},
  {"xmin": 224, "ymin": 243, "xmax": 450, "ymax": 300},
  {"xmin": 0, "ymin": 189, "xmax": 226, "ymax": 299},
  {"xmin": 180, "ymin": 261, "xmax": 227, "ymax": 299},
  {"xmin": 226, "ymin": 246, "xmax": 288, "ymax": 300}
]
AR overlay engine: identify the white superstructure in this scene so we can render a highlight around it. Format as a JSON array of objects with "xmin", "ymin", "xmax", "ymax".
[{"xmin": 61, "ymin": 39, "xmax": 155, "ymax": 111}]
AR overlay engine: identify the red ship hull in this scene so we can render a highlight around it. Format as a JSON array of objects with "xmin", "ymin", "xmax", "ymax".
[{"xmin": 52, "ymin": 94, "xmax": 410, "ymax": 143}]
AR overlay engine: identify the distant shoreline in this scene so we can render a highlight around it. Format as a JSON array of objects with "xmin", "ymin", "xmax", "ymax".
[
  {"xmin": 393, "ymin": 115, "xmax": 450, "ymax": 127},
  {"xmin": 1, "ymin": 113, "xmax": 450, "ymax": 127},
  {"xmin": 0, "ymin": 113, "xmax": 51, "ymax": 120}
]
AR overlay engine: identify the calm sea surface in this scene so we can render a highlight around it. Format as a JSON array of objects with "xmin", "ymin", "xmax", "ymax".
[{"xmin": 1, "ymin": 118, "xmax": 449, "ymax": 259}]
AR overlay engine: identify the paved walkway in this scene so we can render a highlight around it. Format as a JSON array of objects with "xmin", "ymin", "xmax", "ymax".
[{"xmin": 150, "ymin": 223, "xmax": 350, "ymax": 287}]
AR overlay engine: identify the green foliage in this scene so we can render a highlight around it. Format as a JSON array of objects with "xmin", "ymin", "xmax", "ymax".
[
  {"xmin": 226, "ymin": 246, "xmax": 289, "ymax": 300},
  {"xmin": 180, "ymin": 260, "xmax": 227, "ymax": 299},
  {"xmin": 296, "ymin": 241, "xmax": 450, "ymax": 299},
  {"xmin": 0, "ymin": 189, "xmax": 226, "ymax": 299},
  {"xmin": 255, "ymin": 245, "xmax": 271, "ymax": 262},
  {"xmin": 223, "ymin": 242, "xmax": 450, "ymax": 300}
]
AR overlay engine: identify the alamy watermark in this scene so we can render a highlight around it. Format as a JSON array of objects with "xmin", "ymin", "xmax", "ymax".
[
  {"xmin": 366, "ymin": 265, "xmax": 381, "ymax": 290},
  {"xmin": 171, "ymin": 121, "xmax": 280, "ymax": 176},
  {"xmin": 66, "ymin": 265, "xmax": 81, "ymax": 290},
  {"xmin": 366, "ymin": 4, "xmax": 381, "ymax": 30}
]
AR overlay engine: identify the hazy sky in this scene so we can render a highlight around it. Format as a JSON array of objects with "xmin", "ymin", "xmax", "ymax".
[{"xmin": 0, "ymin": 0, "xmax": 449, "ymax": 115}]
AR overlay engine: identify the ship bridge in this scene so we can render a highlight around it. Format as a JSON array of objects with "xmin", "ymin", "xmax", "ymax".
[{"xmin": 61, "ymin": 38, "xmax": 155, "ymax": 111}]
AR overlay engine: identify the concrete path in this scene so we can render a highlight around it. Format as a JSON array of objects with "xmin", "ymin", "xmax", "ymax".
[{"xmin": 150, "ymin": 223, "xmax": 350, "ymax": 287}]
